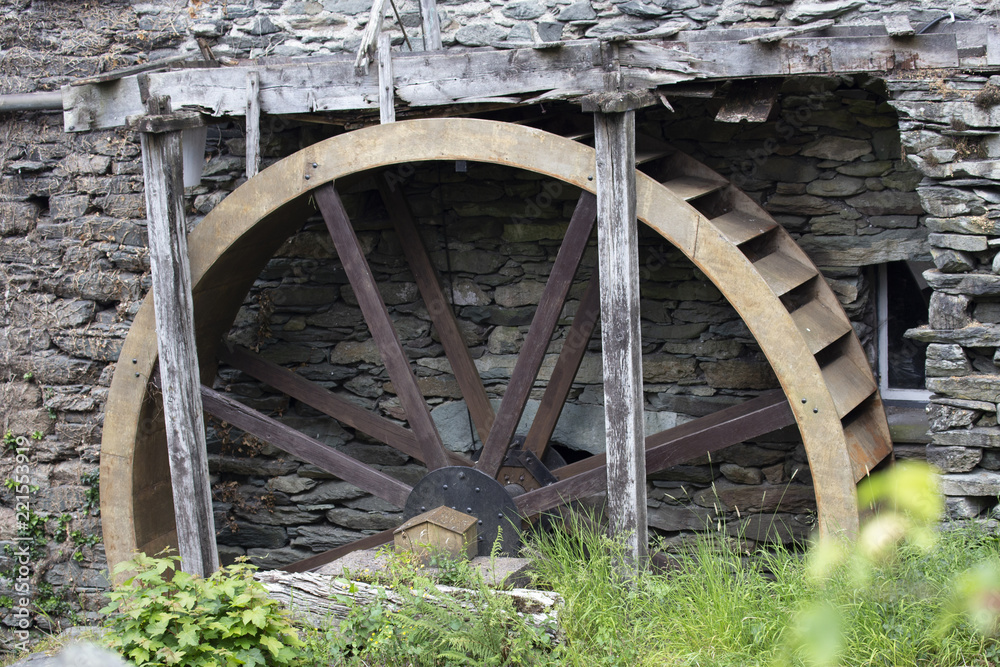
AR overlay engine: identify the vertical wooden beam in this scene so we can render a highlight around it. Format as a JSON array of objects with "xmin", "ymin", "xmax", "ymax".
[
  {"xmin": 137, "ymin": 97, "xmax": 219, "ymax": 577},
  {"xmin": 355, "ymin": 0, "xmax": 390, "ymax": 74},
  {"xmin": 420, "ymin": 0, "xmax": 442, "ymax": 51},
  {"xmin": 593, "ymin": 105, "xmax": 647, "ymax": 571},
  {"xmin": 245, "ymin": 71, "xmax": 261, "ymax": 179},
  {"xmin": 377, "ymin": 33, "xmax": 395, "ymax": 124}
]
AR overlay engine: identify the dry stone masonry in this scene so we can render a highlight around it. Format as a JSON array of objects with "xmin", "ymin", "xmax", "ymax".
[{"xmin": 1, "ymin": 0, "xmax": 999, "ymax": 647}]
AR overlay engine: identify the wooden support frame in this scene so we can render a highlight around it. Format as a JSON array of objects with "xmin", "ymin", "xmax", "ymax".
[
  {"xmin": 593, "ymin": 105, "xmax": 646, "ymax": 570},
  {"xmin": 420, "ymin": 0, "xmax": 442, "ymax": 51},
  {"xmin": 246, "ymin": 71, "xmax": 261, "ymax": 178},
  {"xmin": 378, "ymin": 33, "xmax": 395, "ymax": 124},
  {"xmin": 137, "ymin": 96, "xmax": 219, "ymax": 577}
]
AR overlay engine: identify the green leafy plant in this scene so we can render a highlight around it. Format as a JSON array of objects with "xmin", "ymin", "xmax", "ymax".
[
  {"xmin": 102, "ymin": 551, "xmax": 307, "ymax": 667},
  {"xmin": 81, "ymin": 470, "xmax": 100, "ymax": 515}
]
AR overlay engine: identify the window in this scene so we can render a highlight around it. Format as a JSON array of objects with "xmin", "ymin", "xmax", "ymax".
[{"xmin": 876, "ymin": 261, "xmax": 933, "ymax": 401}]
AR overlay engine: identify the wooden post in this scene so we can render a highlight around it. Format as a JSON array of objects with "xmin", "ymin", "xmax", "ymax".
[
  {"xmin": 136, "ymin": 96, "xmax": 219, "ymax": 577},
  {"xmin": 420, "ymin": 0, "xmax": 442, "ymax": 51},
  {"xmin": 245, "ymin": 71, "xmax": 261, "ymax": 178},
  {"xmin": 377, "ymin": 33, "xmax": 395, "ymax": 124},
  {"xmin": 355, "ymin": 0, "xmax": 390, "ymax": 74},
  {"xmin": 588, "ymin": 93, "xmax": 648, "ymax": 572}
]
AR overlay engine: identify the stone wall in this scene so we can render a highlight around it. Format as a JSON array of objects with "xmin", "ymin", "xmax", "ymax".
[
  {"xmin": 890, "ymin": 75, "xmax": 1000, "ymax": 525},
  {"xmin": 0, "ymin": 0, "xmax": 989, "ymax": 648}
]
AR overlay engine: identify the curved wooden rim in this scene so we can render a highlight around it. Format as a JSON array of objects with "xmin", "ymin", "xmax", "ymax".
[{"xmin": 101, "ymin": 118, "xmax": 859, "ymax": 571}]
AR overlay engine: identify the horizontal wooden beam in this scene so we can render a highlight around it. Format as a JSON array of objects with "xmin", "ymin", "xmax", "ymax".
[{"xmin": 61, "ymin": 24, "xmax": 983, "ymax": 132}]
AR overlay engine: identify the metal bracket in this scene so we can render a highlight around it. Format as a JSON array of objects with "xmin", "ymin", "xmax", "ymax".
[{"xmin": 502, "ymin": 437, "xmax": 558, "ymax": 487}]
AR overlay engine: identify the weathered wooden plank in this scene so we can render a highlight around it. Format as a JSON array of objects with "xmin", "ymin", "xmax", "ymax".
[
  {"xmin": 523, "ymin": 273, "xmax": 601, "ymax": 460},
  {"xmin": 710, "ymin": 209, "xmax": 776, "ymax": 246},
  {"xmin": 843, "ymin": 396, "xmax": 893, "ymax": 482},
  {"xmin": 737, "ymin": 19, "xmax": 835, "ymax": 44},
  {"xmin": 127, "ymin": 109, "xmax": 205, "ymax": 133},
  {"xmin": 355, "ymin": 0, "xmax": 390, "ymax": 75},
  {"xmin": 378, "ymin": 33, "xmax": 395, "ymax": 124},
  {"xmin": 754, "ymin": 251, "xmax": 817, "ymax": 297},
  {"xmin": 245, "ymin": 71, "xmax": 261, "ymax": 178},
  {"xmin": 516, "ymin": 391, "xmax": 794, "ymax": 516},
  {"xmin": 255, "ymin": 570, "xmax": 562, "ymax": 638},
  {"xmin": 64, "ymin": 31, "xmax": 968, "ymax": 131},
  {"xmin": 71, "ymin": 52, "xmax": 204, "ymax": 85},
  {"xmin": 201, "ymin": 385, "xmax": 412, "ymax": 507},
  {"xmin": 315, "ymin": 183, "xmax": 451, "ymax": 471},
  {"xmin": 715, "ymin": 78, "xmax": 782, "ymax": 123},
  {"xmin": 822, "ymin": 348, "xmax": 877, "ymax": 419},
  {"xmin": 420, "ymin": 0, "xmax": 442, "ymax": 51},
  {"xmin": 475, "ymin": 192, "xmax": 597, "ymax": 479},
  {"xmin": 139, "ymin": 96, "xmax": 218, "ymax": 577},
  {"xmin": 668, "ymin": 33, "xmax": 959, "ymax": 78},
  {"xmin": 376, "ymin": 175, "xmax": 495, "ymax": 445},
  {"xmin": 594, "ymin": 108, "xmax": 646, "ymax": 569},
  {"xmin": 660, "ymin": 175, "xmax": 726, "ymax": 201},
  {"xmin": 218, "ymin": 344, "xmax": 471, "ymax": 467},
  {"xmin": 790, "ymin": 299, "xmax": 852, "ymax": 355}
]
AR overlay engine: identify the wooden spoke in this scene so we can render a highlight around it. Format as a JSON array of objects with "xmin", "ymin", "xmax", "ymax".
[
  {"xmin": 475, "ymin": 191, "xmax": 598, "ymax": 478},
  {"xmin": 376, "ymin": 173, "xmax": 496, "ymax": 445},
  {"xmin": 218, "ymin": 343, "xmax": 471, "ymax": 468},
  {"xmin": 514, "ymin": 391, "xmax": 794, "ymax": 516},
  {"xmin": 315, "ymin": 183, "xmax": 451, "ymax": 472},
  {"xmin": 201, "ymin": 385, "xmax": 412, "ymax": 508},
  {"xmin": 523, "ymin": 272, "xmax": 601, "ymax": 461},
  {"xmin": 283, "ymin": 528, "xmax": 396, "ymax": 573}
]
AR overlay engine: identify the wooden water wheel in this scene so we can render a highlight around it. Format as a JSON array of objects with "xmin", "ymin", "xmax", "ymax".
[{"xmin": 100, "ymin": 117, "xmax": 892, "ymax": 572}]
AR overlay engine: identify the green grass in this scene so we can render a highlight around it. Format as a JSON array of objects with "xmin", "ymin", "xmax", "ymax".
[{"xmin": 525, "ymin": 516, "xmax": 1000, "ymax": 667}]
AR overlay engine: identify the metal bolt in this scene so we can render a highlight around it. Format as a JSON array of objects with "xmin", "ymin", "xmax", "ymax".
[
  {"xmin": 312, "ymin": 162, "xmax": 318, "ymax": 168},
  {"xmin": 497, "ymin": 513, "xmax": 503, "ymax": 518},
  {"xmin": 466, "ymin": 507, "xmax": 472, "ymax": 513},
  {"xmin": 474, "ymin": 487, "xmax": 480, "ymax": 493},
  {"xmin": 443, "ymin": 484, "xmax": 448, "ymax": 490},
  {"xmin": 477, "ymin": 520, "xmax": 483, "ymax": 525},
  {"xmin": 587, "ymin": 175, "xmax": 594, "ymax": 181},
  {"xmin": 813, "ymin": 408, "xmax": 819, "ymax": 414},
  {"xmin": 132, "ymin": 359, "xmax": 138, "ymax": 364},
  {"xmin": 458, "ymin": 472, "xmax": 466, "ymax": 480},
  {"xmin": 478, "ymin": 536, "xmax": 483, "ymax": 541},
  {"xmin": 801, "ymin": 398, "xmax": 807, "ymax": 404},
  {"xmin": 421, "ymin": 506, "xmax": 426, "ymax": 511},
  {"xmin": 135, "ymin": 372, "xmax": 140, "ymax": 377},
  {"xmin": 519, "ymin": 475, "xmax": 524, "ymax": 482},
  {"xmin": 304, "ymin": 173, "xmax": 311, "ymax": 180}
]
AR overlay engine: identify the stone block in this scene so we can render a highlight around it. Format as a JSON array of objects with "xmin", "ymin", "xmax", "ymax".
[
  {"xmin": 927, "ymin": 376, "xmax": 1000, "ymax": 403},
  {"xmin": 927, "ymin": 445, "xmax": 983, "ymax": 473},
  {"xmin": 495, "ymin": 280, "xmax": 545, "ymax": 307},
  {"xmin": 291, "ymin": 481, "xmax": 366, "ymax": 505},
  {"xmin": 939, "ymin": 470, "xmax": 1000, "ymax": 496},
  {"xmin": 946, "ymin": 496, "xmax": 994, "ymax": 518},
  {"xmin": 326, "ymin": 507, "xmax": 401, "ymax": 530},
  {"xmin": 928, "ymin": 402, "xmax": 978, "ymax": 431},
  {"xmin": 925, "ymin": 344, "xmax": 970, "ymax": 379},
  {"xmin": 924, "ymin": 270, "xmax": 1000, "ymax": 296},
  {"xmin": 805, "ymin": 175, "xmax": 866, "ymax": 197},
  {"xmin": 557, "ymin": 1, "xmax": 596, "ymax": 21},
  {"xmin": 785, "ymin": 0, "xmax": 863, "ymax": 23},
  {"xmin": 931, "ymin": 427, "xmax": 1000, "ymax": 448},
  {"xmin": 801, "ymin": 136, "xmax": 872, "ymax": 161},
  {"xmin": 928, "ymin": 292, "xmax": 971, "ymax": 329},
  {"xmin": 216, "ymin": 522, "xmax": 287, "ymax": 548},
  {"xmin": 290, "ymin": 524, "xmax": 367, "ymax": 550},
  {"xmin": 929, "ymin": 233, "xmax": 988, "ymax": 252},
  {"xmin": 924, "ymin": 216, "xmax": 1000, "ymax": 235},
  {"xmin": 693, "ymin": 480, "xmax": 816, "ymax": 514},
  {"xmin": 719, "ymin": 463, "xmax": 764, "ymax": 485},
  {"xmin": 728, "ymin": 512, "xmax": 812, "ymax": 545},
  {"xmin": 647, "ymin": 504, "xmax": 714, "ymax": 532}
]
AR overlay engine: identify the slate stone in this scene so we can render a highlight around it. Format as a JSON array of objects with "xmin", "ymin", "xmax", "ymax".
[
  {"xmin": 326, "ymin": 507, "xmax": 401, "ymax": 530},
  {"xmin": 939, "ymin": 471, "xmax": 1000, "ymax": 496},
  {"xmin": 720, "ymin": 463, "xmax": 764, "ymax": 485},
  {"xmin": 925, "ymin": 343, "xmax": 972, "ymax": 377},
  {"xmin": 928, "ymin": 377, "xmax": 1000, "ymax": 404},
  {"xmin": 805, "ymin": 175, "xmax": 866, "ymax": 197},
  {"xmin": 800, "ymin": 136, "xmax": 872, "ymax": 161},
  {"xmin": 729, "ymin": 513, "xmax": 813, "ymax": 545},
  {"xmin": 290, "ymin": 524, "xmax": 368, "ymax": 550},
  {"xmin": 330, "ymin": 339, "xmax": 381, "ymax": 364},
  {"xmin": 718, "ymin": 443, "xmax": 787, "ymax": 468},
  {"xmin": 292, "ymin": 481, "xmax": 366, "ymax": 505},
  {"xmin": 907, "ymin": 325, "xmax": 1000, "ymax": 347},
  {"xmin": 974, "ymin": 302, "xmax": 1000, "ymax": 323},
  {"xmin": 455, "ymin": 23, "xmax": 506, "ymax": 47},
  {"xmin": 487, "ymin": 326, "xmax": 524, "ymax": 354},
  {"xmin": 235, "ymin": 506, "xmax": 325, "ymax": 526},
  {"xmin": 557, "ymin": 1, "xmax": 597, "ymax": 21},
  {"xmin": 925, "ymin": 270, "xmax": 1000, "ymax": 296},
  {"xmin": 216, "ymin": 522, "xmax": 287, "ymax": 548},
  {"xmin": 846, "ymin": 190, "xmax": 924, "ymax": 216},
  {"xmin": 693, "ymin": 481, "xmax": 816, "ymax": 513},
  {"xmin": 619, "ymin": 1, "xmax": 668, "ymax": 18},
  {"xmin": 836, "ymin": 161, "xmax": 894, "ymax": 177},
  {"xmin": 648, "ymin": 465, "xmax": 717, "ymax": 484},
  {"xmin": 537, "ymin": 21, "xmax": 563, "ymax": 42},
  {"xmin": 702, "ymin": 360, "xmax": 778, "ymax": 390},
  {"xmin": 502, "ymin": 0, "xmax": 545, "ymax": 19},
  {"xmin": 267, "ymin": 474, "xmax": 318, "ymax": 495},
  {"xmin": 918, "ymin": 187, "xmax": 986, "ymax": 218},
  {"xmin": 931, "ymin": 427, "xmax": 1000, "ymax": 448},
  {"xmin": 647, "ymin": 504, "xmax": 714, "ymax": 532},
  {"xmin": 246, "ymin": 546, "xmax": 317, "ymax": 568},
  {"xmin": 946, "ymin": 496, "xmax": 994, "ymax": 518},
  {"xmin": 929, "ymin": 233, "xmax": 989, "ymax": 252},
  {"xmin": 928, "ymin": 292, "xmax": 971, "ymax": 329},
  {"xmin": 495, "ymin": 280, "xmax": 546, "ymax": 307},
  {"xmin": 927, "ymin": 445, "xmax": 983, "ymax": 473},
  {"xmin": 765, "ymin": 194, "xmax": 842, "ymax": 215},
  {"xmin": 785, "ymin": 0, "xmax": 864, "ymax": 23}
]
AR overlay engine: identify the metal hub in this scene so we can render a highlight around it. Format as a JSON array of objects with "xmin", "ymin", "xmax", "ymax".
[{"xmin": 403, "ymin": 467, "xmax": 521, "ymax": 556}]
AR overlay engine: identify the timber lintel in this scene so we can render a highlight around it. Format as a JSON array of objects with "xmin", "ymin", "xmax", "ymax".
[{"xmin": 63, "ymin": 23, "xmax": 989, "ymax": 132}]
